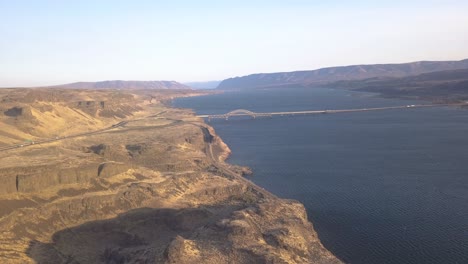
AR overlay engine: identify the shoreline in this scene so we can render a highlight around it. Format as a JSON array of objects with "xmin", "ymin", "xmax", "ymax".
[{"xmin": 172, "ymin": 92, "xmax": 343, "ymax": 262}]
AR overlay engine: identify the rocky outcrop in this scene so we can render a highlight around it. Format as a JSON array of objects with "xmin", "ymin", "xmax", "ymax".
[
  {"xmin": 75, "ymin": 101, "xmax": 105, "ymax": 116},
  {"xmin": 74, "ymin": 100, "xmax": 142, "ymax": 118},
  {"xmin": 57, "ymin": 164, "xmax": 102, "ymax": 184},
  {"xmin": 205, "ymin": 125, "xmax": 231, "ymax": 162},
  {"xmin": 0, "ymin": 162, "xmax": 130, "ymax": 195},
  {"xmin": 21, "ymin": 195, "xmax": 341, "ymax": 264},
  {"xmin": 0, "ymin": 172, "xmax": 17, "ymax": 194},
  {"xmin": 98, "ymin": 162, "xmax": 131, "ymax": 178}
]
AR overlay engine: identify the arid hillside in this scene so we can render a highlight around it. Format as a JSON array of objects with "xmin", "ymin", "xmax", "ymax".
[
  {"xmin": 217, "ymin": 59, "xmax": 468, "ymax": 90},
  {"xmin": 0, "ymin": 88, "xmax": 341, "ymax": 263},
  {"xmin": 324, "ymin": 69, "xmax": 468, "ymax": 101},
  {"xmin": 0, "ymin": 88, "xmax": 200, "ymax": 146}
]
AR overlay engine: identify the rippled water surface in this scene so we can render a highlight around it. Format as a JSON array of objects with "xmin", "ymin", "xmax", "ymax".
[{"xmin": 173, "ymin": 87, "xmax": 468, "ymax": 264}]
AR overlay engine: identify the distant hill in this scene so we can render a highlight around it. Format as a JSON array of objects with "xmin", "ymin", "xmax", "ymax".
[
  {"xmin": 54, "ymin": 80, "xmax": 191, "ymax": 90},
  {"xmin": 325, "ymin": 68, "xmax": 468, "ymax": 100},
  {"xmin": 217, "ymin": 59, "xmax": 468, "ymax": 90},
  {"xmin": 183, "ymin": 81, "xmax": 221, "ymax": 90}
]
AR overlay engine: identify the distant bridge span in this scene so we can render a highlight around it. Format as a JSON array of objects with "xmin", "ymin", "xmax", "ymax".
[
  {"xmin": 198, "ymin": 109, "xmax": 273, "ymax": 120},
  {"xmin": 196, "ymin": 103, "xmax": 468, "ymax": 120},
  {"xmin": 226, "ymin": 109, "xmax": 256, "ymax": 116},
  {"xmin": 215, "ymin": 109, "xmax": 272, "ymax": 119}
]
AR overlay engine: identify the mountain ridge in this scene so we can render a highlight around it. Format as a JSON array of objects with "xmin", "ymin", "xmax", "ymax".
[
  {"xmin": 53, "ymin": 80, "xmax": 192, "ymax": 90},
  {"xmin": 217, "ymin": 59, "xmax": 468, "ymax": 89},
  {"xmin": 324, "ymin": 68, "xmax": 468, "ymax": 100}
]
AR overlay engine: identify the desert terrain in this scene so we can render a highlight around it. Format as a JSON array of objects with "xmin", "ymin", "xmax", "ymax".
[{"xmin": 0, "ymin": 88, "xmax": 340, "ymax": 263}]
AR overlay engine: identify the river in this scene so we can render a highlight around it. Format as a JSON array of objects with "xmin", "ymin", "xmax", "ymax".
[{"xmin": 173, "ymin": 87, "xmax": 468, "ymax": 264}]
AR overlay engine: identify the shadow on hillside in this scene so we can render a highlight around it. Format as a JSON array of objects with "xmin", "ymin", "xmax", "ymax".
[{"xmin": 26, "ymin": 206, "xmax": 233, "ymax": 264}]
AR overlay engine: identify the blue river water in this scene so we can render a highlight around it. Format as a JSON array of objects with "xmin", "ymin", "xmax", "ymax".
[{"xmin": 173, "ymin": 87, "xmax": 468, "ymax": 264}]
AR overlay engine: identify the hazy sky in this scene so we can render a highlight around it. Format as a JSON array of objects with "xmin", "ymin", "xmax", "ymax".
[{"xmin": 1, "ymin": 0, "xmax": 468, "ymax": 87}]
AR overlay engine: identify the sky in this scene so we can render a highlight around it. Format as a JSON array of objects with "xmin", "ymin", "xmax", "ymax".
[{"xmin": 1, "ymin": 0, "xmax": 468, "ymax": 87}]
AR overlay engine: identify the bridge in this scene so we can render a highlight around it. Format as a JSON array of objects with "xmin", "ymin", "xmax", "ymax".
[
  {"xmin": 197, "ymin": 103, "xmax": 467, "ymax": 120},
  {"xmin": 198, "ymin": 109, "xmax": 274, "ymax": 120}
]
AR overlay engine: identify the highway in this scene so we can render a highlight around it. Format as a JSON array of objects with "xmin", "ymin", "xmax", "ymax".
[
  {"xmin": 0, "ymin": 121, "xmax": 129, "ymax": 152},
  {"xmin": 2, "ymin": 102, "xmax": 466, "ymax": 152},
  {"xmin": 200, "ymin": 126, "xmax": 275, "ymax": 200},
  {"xmin": 0, "ymin": 113, "xmax": 275, "ymax": 199},
  {"xmin": 0, "ymin": 111, "xmax": 171, "ymax": 152}
]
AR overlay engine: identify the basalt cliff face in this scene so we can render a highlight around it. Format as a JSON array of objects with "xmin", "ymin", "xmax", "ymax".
[{"xmin": 0, "ymin": 88, "xmax": 341, "ymax": 263}]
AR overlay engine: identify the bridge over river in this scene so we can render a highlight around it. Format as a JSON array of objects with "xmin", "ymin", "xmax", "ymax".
[{"xmin": 197, "ymin": 103, "xmax": 467, "ymax": 120}]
